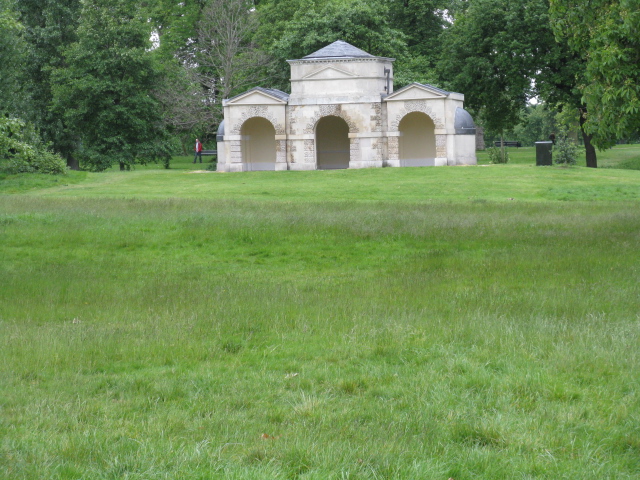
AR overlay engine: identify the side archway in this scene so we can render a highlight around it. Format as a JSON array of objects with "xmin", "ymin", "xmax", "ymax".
[
  {"xmin": 240, "ymin": 117, "xmax": 276, "ymax": 171},
  {"xmin": 316, "ymin": 115, "xmax": 350, "ymax": 170},
  {"xmin": 398, "ymin": 112, "xmax": 436, "ymax": 166}
]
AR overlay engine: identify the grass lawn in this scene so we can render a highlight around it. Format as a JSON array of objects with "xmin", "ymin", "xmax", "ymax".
[
  {"xmin": 1, "ymin": 151, "xmax": 640, "ymax": 479},
  {"xmin": 476, "ymin": 143, "xmax": 640, "ymax": 169}
]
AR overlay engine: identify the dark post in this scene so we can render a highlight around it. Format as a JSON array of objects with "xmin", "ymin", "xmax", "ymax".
[{"xmin": 535, "ymin": 141, "xmax": 553, "ymax": 166}]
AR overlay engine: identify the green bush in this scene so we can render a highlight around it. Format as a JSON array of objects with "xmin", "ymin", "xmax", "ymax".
[
  {"xmin": 553, "ymin": 134, "xmax": 578, "ymax": 166},
  {"xmin": 34, "ymin": 150, "xmax": 67, "ymax": 174},
  {"xmin": 487, "ymin": 146, "xmax": 510, "ymax": 164},
  {"xmin": 5, "ymin": 157, "xmax": 35, "ymax": 174},
  {"xmin": 0, "ymin": 117, "xmax": 66, "ymax": 175}
]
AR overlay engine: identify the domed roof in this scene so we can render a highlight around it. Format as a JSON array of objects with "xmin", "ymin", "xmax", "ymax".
[{"xmin": 454, "ymin": 107, "xmax": 476, "ymax": 135}]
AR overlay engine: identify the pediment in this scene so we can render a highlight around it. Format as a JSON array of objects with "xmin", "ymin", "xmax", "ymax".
[
  {"xmin": 384, "ymin": 83, "xmax": 450, "ymax": 102},
  {"xmin": 303, "ymin": 66, "xmax": 358, "ymax": 80},
  {"xmin": 225, "ymin": 88, "xmax": 288, "ymax": 106}
]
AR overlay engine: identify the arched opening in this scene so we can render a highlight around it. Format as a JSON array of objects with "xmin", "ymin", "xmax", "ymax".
[
  {"xmin": 398, "ymin": 112, "xmax": 436, "ymax": 166},
  {"xmin": 316, "ymin": 115, "xmax": 350, "ymax": 170},
  {"xmin": 241, "ymin": 117, "xmax": 276, "ymax": 171}
]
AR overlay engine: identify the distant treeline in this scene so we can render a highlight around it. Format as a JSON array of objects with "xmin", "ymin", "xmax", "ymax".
[{"xmin": 1, "ymin": 0, "xmax": 637, "ymax": 170}]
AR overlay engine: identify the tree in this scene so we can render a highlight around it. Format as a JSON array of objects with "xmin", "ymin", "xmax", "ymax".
[
  {"xmin": 550, "ymin": 0, "xmax": 640, "ymax": 148},
  {"xmin": 16, "ymin": 0, "xmax": 82, "ymax": 168},
  {"xmin": 144, "ymin": 0, "xmax": 206, "ymax": 60},
  {"xmin": 388, "ymin": 0, "xmax": 448, "ymax": 87},
  {"xmin": 156, "ymin": 0, "xmax": 270, "ymax": 144},
  {"xmin": 0, "ymin": 0, "xmax": 25, "ymax": 114},
  {"xmin": 52, "ymin": 0, "xmax": 172, "ymax": 171},
  {"xmin": 437, "ymin": 0, "xmax": 606, "ymax": 167},
  {"xmin": 257, "ymin": 0, "xmax": 407, "ymax": 91},
  {"xmin": 535, "ymin": 47, "xmax": 600, "ymax": 168},
  {"xmin": 191, "ymin": 0, "xmax": 272, "ymax": 102},
  {"xmin": 437, "ymin": 0, "xmax": 553, "ymax": 135},
  {"xmin": 154, "ymin": 64, "xmax": 216, "ymax": 154},
  {"xmin": 510, "ymin": 104, "xmax": 558, "ymax": 147}
]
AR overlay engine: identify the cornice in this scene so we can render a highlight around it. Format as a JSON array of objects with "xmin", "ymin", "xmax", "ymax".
[{"xmin": 287, "ymin": 57, "xmax": 395, "ymax": 65}]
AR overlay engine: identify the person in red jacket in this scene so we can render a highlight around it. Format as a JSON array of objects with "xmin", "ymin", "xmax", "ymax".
[{"xmin": 193, "ymin": 138, "xmax": 203, "ymax": 163}]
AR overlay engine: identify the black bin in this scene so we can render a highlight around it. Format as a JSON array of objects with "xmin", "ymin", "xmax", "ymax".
[{"xmin": 535, "ymin": 141, "xmax": 553, "ymax": 166}]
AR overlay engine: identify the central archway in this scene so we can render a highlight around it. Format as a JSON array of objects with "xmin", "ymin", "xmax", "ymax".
[
  {"xmin": 398, "ymin": 112, "xmax": 436, "ymax": 166},
  {"xmin": 316, "ymin": 115, "xmax": 350, "ymax": 170},
  {"xmin": 241, "ymin": 117, "xmax": 276, "ymax": 171}
]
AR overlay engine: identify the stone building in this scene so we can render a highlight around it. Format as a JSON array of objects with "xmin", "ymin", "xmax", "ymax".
[{"xmin": 216, "ymin": 40, "xmax": 476, "ymax": 172}]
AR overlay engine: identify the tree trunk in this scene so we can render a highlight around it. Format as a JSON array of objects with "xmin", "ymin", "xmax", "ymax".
[
  {"xmin": 579, "ymin": 109, "xmax": 597, "ymax": 168},
  {"xmin": 500, "ymin": 133, "xmax": 505, "ymax": 163},
  {"xmin": 181, "ymin": 136, "xmax": 187, "ymax": 156},
  {"xmin": 66, "ymin": 155, "xmax": 79, "ymax": 170}
]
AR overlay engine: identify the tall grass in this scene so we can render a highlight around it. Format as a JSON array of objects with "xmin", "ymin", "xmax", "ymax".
[{"xmin": 2, "ymin": 190, "xmax": 639, "ymax": 478}]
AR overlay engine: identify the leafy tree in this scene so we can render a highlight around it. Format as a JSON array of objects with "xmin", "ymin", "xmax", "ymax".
[
  {"xmin": 389, "ymin": 0, "xmax": 446, "ymax": 53},
  {"xmin": 16, "ymin": 0, "xmax": 82, "ymax": 168},
  {"xmin": 144, "ymin": 0, "xmax": 206, "ymax": 60},
  {"xmin": 550, "ymin": 0, "xmax": 640, "ymax": 148},
  {"xmin": 143, "ymin": 1, "xmax": 210, "ymax": 152},
  {"xmin": 509, "ymin": 103, "xmax": 558, "ymax": 147},
  {"xmin": 154, "ymin": 64, "xmax": 215, "ymax": 154},
  {"xmin": 0, "ymin": 0, "xmax": 25, "ymax": 114},
  {"xmin": 154, "ymin": 0, "xmax": 268, "ymax": 145},
  {"xmin": 533, "ymin": 42, "xmax": 601, "ymax": 167},
  {"xmin": 52, "ymin": 0, "xmax": 172, "ymax": 171},
  {"xmin": 438, "ymin": 0, "xmax": 605, "ymax": 167},
  {"xmin": 388, "ymin": 0, "xmax": 448, "ymax": 87},
  {"xmin": 437, "ymin": 0, "xmax": 553, "ymax": 135},
  {"xmin": 257, "ymin": 0, "xmax": 407, "ymax": 91},
  {"xmin": 191, "ymin": 0, "xmax": 272, "ymax": 101}
]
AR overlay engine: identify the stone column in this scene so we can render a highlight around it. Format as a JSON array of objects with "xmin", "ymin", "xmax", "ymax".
[
  {"xmin": 386, "ymin": 134, "xmax": 400, "ymax": 167},
  {"xmin": 435, "ymin": 134, "xmax": 447, "ymax": 166},
  {"xmin": 275, "ymin": 137, "xmax": 288, "ymax": 171},
  {"xmin": 226, "ymin": 136, "xmax": 245, "ymax": 172}
]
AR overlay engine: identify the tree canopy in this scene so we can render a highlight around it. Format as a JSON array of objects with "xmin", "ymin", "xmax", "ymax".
[
  {"xmin": 438, "ymin": 0, "xmax": 558, "ymax": 133},
  {"xmin": 52, "ymin": 0, "xmax": 171, "ymax": 171},
  {"xmin": 0, "ymin": 0, "xmax": 24, "ymax": 114},
  {"xmin": 550, "ymin": 0, "xmax": 640, "ymax": 148},
  {"xmin": 0, "ymin": 0, "xmax": 637, "ymax": 170},
  {"xmin": 257, "ymin": 0, "xmax": 407, "ymax": 91}
]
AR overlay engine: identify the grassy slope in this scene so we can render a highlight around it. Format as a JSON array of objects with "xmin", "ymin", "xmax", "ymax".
[{"xmin": 1, "ymin": 155, "xmax": 640, "ymax": 479}]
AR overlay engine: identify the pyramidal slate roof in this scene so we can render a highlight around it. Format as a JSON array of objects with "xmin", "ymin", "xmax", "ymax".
[
  {"xmin": 384, "ymin": 82, "xmax": 452, "ymax": 100},
  {"xmin": 415, "ymin": 83, "xmax": 451, "ymax": 96},
  {"xmin": 303, "ymin": 40, "xmax": 374, "ymax": 59},
  {"xmin": 226, "ymin": 86, "xmax": 289, "ymax": 103},
  {"xmin": 257, "ymin": 87, "xmax": 290, "ymax": 102}
]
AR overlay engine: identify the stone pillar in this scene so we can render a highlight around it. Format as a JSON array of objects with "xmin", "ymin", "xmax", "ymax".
[
  {"xmin": 275, "ymin": 137, "xmax": 288, "ymax": 170},
  {"xmin": 386, "ymin": 134, "xmax": 400, "ymax": 167},
  {"xmin": 435, "ymin": 134, "xmax": 447, "ymax": 166},
  {"xmin": 227, "ymin": 136, "xmax": 245, "ymax": 172}
]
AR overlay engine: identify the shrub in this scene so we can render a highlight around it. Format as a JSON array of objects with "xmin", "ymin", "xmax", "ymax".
[
  {"xmin": 487, "ymin": 146, "xmax": 510, "ymax": 164},
  {"xmin": 553, "ymin": 134, "xmax": 578, "ymax": 166},
  {"xmin": 0, "ymin": 117, "xmax": 66, "ymax": 175},
  {"xmin": 34, "ymin": 150, "xmax": 67, "ymax": 175}
]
